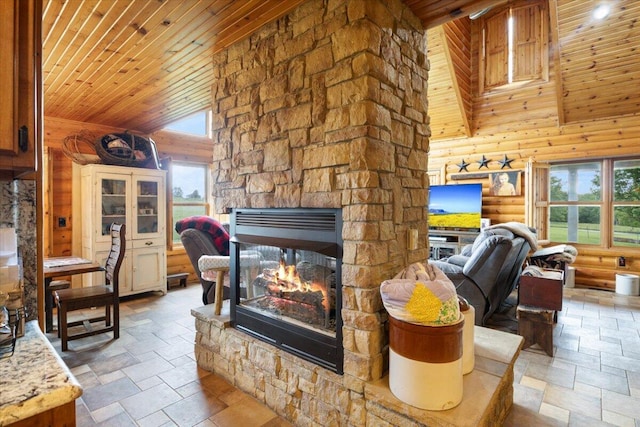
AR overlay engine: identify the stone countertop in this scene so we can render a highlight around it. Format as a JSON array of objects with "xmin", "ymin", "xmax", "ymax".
[{"xmin": 0, "ymin": 320, "xmax": 82, "ymax": 426}]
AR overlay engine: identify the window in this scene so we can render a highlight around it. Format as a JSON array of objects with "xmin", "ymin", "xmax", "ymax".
[
  {"xmin": 613, "ymin": 159, "xmax": 640, "ymax": 247},
  {"xmin": 163, "ymin": 110, "xmax": 211, "ymax": 137},
  {"xmin": 169, "ymin": 162, "xmax": 210, "ymax": 245},
  {"xmin": 480, "ymin": 0, "xmax": 548, "ymax": 91},
  {"xmin": 548, "ymin": 158, "xmax": 640, "ymax": 248}
]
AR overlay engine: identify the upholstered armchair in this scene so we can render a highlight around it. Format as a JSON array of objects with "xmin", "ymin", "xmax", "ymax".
[
  {"xmin": 176, "ymin": 217, "xmax": 230, "ymax": 305},
  {"xmin": 430, "ymin": 224, "xmax": 536, "ymax": 325}
]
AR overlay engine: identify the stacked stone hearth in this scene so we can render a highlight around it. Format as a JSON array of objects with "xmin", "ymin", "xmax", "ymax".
[{"xmin": 193, "ymin": 0, "xmax": 516, "ymax": 425}]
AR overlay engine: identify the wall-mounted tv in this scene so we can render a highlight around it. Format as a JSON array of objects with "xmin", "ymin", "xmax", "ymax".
[{"xmin": 428, "ymin": 184, "xmax": 483, "ymax": 231}]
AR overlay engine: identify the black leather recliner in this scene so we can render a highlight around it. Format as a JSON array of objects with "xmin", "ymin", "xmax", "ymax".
[{"xmin": 430, "ymin": 225, "xmax": 536, "ymax": 325}]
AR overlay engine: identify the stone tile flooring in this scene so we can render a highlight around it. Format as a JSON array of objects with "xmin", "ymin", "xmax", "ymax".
[{"xmin": 46, "ymin": 284, "xmax": 640, "ymax": 426}]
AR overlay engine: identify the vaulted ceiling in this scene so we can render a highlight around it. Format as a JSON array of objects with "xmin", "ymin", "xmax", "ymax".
[
  {"xmin": 426, "ymin": 0, "xmax": 640, "ymax": 140},
  {"xmin": 42, "ymin": 0, "xmax": 640, "ymax": 135}
]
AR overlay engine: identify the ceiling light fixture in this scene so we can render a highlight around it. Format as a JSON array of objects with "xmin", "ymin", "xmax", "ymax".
[
  {"xmin": 470, "ymin": 7, "xmax": 492, "ymax": 20},
  {"xmin": 593, "ymin": 4, "xmax": 611, "ymax": 20}
]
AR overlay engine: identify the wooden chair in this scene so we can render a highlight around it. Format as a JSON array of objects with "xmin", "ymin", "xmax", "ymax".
[{"xmin": 54, "ymin": 223, "xmax": 125, "ymax": 351}]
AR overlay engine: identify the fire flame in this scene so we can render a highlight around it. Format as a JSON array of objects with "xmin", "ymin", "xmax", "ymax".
[{"xmin": 274, "ymin": 260, "xmax": 328, "ymax": 308}]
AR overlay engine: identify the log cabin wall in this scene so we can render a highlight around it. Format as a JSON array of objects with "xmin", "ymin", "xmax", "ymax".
[
  {"xmin": 43, "ymin": 116, "xmax": 215, "ymax": 284},
  {"xmin": 427, "ymin": 12, "xmax": 640, "ymax": 291}
]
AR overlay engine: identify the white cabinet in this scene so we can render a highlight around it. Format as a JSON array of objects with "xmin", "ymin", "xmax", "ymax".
[{"xmin": 76, "ymin": 164, "xmax": 167, "ymax": 296}]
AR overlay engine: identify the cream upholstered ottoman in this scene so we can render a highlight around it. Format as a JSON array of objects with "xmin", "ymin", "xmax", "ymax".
[{"xmin": 198, "ymin": 255, "xmax": 230, "ymax": 315}]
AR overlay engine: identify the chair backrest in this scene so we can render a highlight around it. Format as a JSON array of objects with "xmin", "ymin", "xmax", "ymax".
[
  {"xmin": 105, "ymin": 223, "xmax": 126, "ymax": 295},
  {"xmin": 180, "ymin": 227, "xmax": 221, "ymax": 280}
]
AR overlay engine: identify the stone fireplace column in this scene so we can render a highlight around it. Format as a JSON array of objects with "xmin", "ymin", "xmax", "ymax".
[{"xmin": 208, "ymin": 0, "xmax": 430, "ymax": 419}]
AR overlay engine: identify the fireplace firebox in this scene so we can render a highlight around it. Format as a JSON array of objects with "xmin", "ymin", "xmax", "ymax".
[{"xmin": 229, "ymin": 208, "xmax": 343, "ymax": 374}]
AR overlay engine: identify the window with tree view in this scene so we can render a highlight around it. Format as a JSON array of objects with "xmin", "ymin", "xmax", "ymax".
[
  {"xmin": 549, "ymin": 159, "xmax": 640, "ymax": 247},
  {"xmin": 171, "ymin": 163, "xmax": 209, "ymax": 243},
  {"xmin": 613, "ymin": 159, "xmax": 640, "ymax": 247}
]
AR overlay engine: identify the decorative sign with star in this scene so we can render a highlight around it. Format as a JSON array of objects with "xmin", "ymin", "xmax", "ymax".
[
  {"xmin": 452, "ymin": 154, "xmax": 516, "ymax": 174},
  {"xmin": 449, "ymin": 154, "xmax": 520, "ymax": 181}
]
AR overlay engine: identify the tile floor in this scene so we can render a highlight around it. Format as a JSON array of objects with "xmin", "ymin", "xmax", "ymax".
[{"xmin": 46, "ymin": 283, "xmax": 640, "ymax": 426}]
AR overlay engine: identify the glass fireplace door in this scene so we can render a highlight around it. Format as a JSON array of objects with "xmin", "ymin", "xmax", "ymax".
[
  {"xmin": 230, "ymin": 207, "xmax": 343, "ymax": 373},
  {"xmin": 236, "ymin": 243, "xmax": 337, "ymax": 336}
]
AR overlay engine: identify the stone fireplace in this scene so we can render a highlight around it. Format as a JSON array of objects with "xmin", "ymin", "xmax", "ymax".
[
  {"xmin": 206, "ymin": 0, "xmax": 430, "ymax": 386},
  {"xmin": 192, "ymin": 0, "xmax": 521, "ymax": 424},
  {"xmin": 194, "ymin": 0, "xmax": 430, "ymax": 423}
]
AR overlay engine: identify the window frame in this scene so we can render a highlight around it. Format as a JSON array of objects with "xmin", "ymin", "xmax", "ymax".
[
  {"xmin": 165, "ymin": 158, "xmax": 212, "ymax": 250},
  {"xmin": 545, "ymin": 157, "xmax": 640, "ymax": 249}
]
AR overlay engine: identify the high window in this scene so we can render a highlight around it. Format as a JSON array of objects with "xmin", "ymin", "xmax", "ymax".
[
  {"xmin": 548, "ymin": 159, "xmax": 640, "ymax": 248},
  {"xmin": 480, "ymin": 0, "xmax": 548, "ymax": 91},
  {"xmin": 163, "ymin": 110, "xmax": 211, "ymax": 137}
]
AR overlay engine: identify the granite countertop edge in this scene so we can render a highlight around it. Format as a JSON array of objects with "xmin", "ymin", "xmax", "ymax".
[{"xmin": 0, "ymin": 321, "xmax": 82, "ymax": 426}]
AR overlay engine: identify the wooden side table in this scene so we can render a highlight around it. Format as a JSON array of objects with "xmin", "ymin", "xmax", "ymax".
[
  {"xmin": 517, "ymin": 268, "xmax": 564, "ymax": 356},
  {"xmin": 517, "ymin": 305, "xmax": 555, "ymax": 356}
]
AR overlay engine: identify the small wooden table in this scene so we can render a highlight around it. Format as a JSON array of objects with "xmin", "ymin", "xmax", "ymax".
[{"xmin": 44, "ymin": 257, "xmax": 103, "ymax": 333}]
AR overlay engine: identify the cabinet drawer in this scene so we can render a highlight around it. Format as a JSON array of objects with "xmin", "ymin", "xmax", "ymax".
[{"xmin": 132, "ymin": 237, "xmax": 164, "ymax": 249}]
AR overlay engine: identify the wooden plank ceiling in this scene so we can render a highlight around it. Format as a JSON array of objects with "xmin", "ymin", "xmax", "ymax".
[
  {"xmin": 42, "ymin": 0, "xmax": 306, "ymax": 134},
  {"xmin": 42, "ymin": 0, "xmax": 640, "ymax": 135}
]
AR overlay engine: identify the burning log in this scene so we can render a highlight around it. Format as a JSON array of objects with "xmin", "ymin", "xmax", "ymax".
[
  {"xmin": 265, "ymin": 283, "xmax": 325, "ymax": 309},
  {"xmin": 248, "ymin": 260, "xmax": 332, "ymax": 327},
  {"xmin": 256, "ymin": 296, "xmax": 325, "ymax": 326}
]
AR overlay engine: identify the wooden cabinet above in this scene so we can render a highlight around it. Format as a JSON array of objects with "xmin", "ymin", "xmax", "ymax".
[{"xmin": 0, "ymin": 0, "xmax": 40, "ymax": 179}]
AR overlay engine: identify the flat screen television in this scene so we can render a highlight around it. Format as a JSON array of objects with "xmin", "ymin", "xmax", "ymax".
[{"xmin": 428, "ymin": 183, "xmax": 482, "ymax": 231}]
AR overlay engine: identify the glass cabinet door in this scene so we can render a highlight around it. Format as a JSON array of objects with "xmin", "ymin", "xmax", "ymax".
[
  {"xmin": 134, "ymin": 177, "xmax": 163, "ymax": 239},
  {"xmin": 100, "ymin": 177, "xmax": 128, "ymax": 236}
]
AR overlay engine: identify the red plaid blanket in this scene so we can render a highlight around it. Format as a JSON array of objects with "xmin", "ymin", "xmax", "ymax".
[{"xmin": 175, "ymin": 216, "xmax": 229, "ymax": 256}]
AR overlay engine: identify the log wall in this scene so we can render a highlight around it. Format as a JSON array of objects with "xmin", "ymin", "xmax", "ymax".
[
  {"xmin": 427, "ymin": 21, "xmax": 640, "ymax": 291},
  {"xmin": 43, "ymin": 116, "xmax": 215, "ymax": 285}
]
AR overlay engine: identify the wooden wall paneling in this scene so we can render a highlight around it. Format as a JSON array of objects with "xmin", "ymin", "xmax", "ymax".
[
  {"xmin": 150, "ymin": 131, "xmax": 214, "ymax": 163},
  {"xmin": 51, "ymin": 150, "xmax": 72, "ymax": 256},
  {"xmin": 429, "ymin": 122, "xmax": 640, "ymax": 168},
  {"xmin": 44, "ymin": 116, "xmax": 215, "ymax": 284},
  {"xmin": 442, "ymin": 19, "xmax": 472, "ymax": 136},
  {"xmin": 547, "ymin": 0, "xmax": 564, "ymax": 124},
  {"xmin": 43, "ymin": 147, "xmax": 52, "ymax": 257},
  {"xmin": 165, "ymin": 250, "xmax": 198, "ymax": 284},
  {"xmin": 426, "ymin": 26, "xmax": 469, "ymax": 139}
]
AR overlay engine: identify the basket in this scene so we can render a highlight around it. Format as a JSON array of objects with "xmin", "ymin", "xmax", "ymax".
[
  {"xmin": 95, "ymin": 132, "xmax": 159, "ymax": 169},
  {"xmin": 62, "ymin": 130, "xmax": 102, "ymax": 165}
]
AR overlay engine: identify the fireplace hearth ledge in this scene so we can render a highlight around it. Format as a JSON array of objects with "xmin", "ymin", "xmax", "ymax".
[{"xmin": 191, "ymin": 304, "xmax": 523, "ymax": 426}]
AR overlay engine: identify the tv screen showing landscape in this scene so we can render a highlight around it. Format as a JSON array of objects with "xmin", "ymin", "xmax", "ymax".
[{"xmin": 428, "ymin": 184, "xmax": 482, "ymax": 230}]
